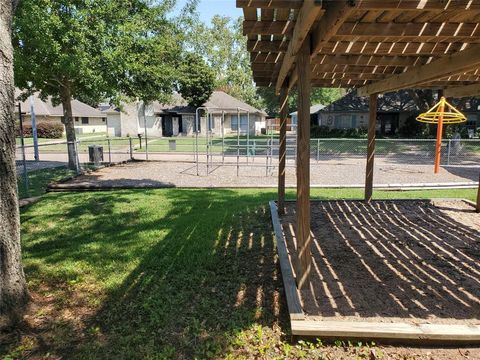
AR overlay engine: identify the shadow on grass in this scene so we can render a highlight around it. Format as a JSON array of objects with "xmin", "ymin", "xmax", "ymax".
[{"xmin": 17, "ymin": 188, "xmax": 287, "ymax": 359}]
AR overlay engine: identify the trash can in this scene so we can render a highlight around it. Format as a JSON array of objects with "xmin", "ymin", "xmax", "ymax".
[
  {"xmin": 169, "ymin": 139, "xmax": 176, "ymax": 151},
  {"xmin": 88, "ymin": 145, "xmax": 103, "ymax": 165}
]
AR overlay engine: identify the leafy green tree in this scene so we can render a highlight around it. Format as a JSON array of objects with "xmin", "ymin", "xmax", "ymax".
[
  {"xmin": 184, "ymin": 15, "xmax": 264, "ymax": 110},
  {"xmin": 178, "ymin": 53, "xmax": 215, "ymax": 108},
  {"xmin": 257, "ymin": 87, "xmax": 343, "ymax": 117},
  {"xmin": 13, "ymin": 0, "xmax": 180, "ymax": 171}
]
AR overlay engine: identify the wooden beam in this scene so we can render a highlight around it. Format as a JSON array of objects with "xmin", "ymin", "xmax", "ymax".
[
  {"xmin": 247, "ymin": 40, "xmax": 288, "ymax": 53},
  {"xmin": 311, "ymin": 1, "xmax": 357, "ymax": 56},
  {"xmin": 291, "ymin": 319, "xmax": 480, "ymax": 340},
  {"xmin": 237, "ymin": 0, "xmax": 302, "ymax": 9},
  {"xmin": 278, "ymin": 87, "xmax": 288, "ymax": 215},
  {"xmin": 335, "ymin": 22, "xmax": 480, "ymax": 42},
  {"xmin": 356, "ymin": 0, "xmax": 480, "ymax": 11},
  {"xmin": 477, "ymin": 173, "xmax": 480, "ymax": 213},
  {"xmin": 295, "ymin": 38, "xmax": 312, "ymax": 290},
  {"xmin": 275, "ymin": 0, "xmax": 323, "ymax": 94},
  {"xmin": 365, "ymin": 94, "xmax": 377, "ymax": 202},
  {"xmin": 445, "ymin": 83, "xmax": 480, "ymax": 98},
  {"xmin": 269, "ymin": 201, "xmax": 304, "ymax": 321},
  {"xmin": 358, "ymin": 44, "xmax": 480, "ymax": 96},
  {"xmin": 243, "ymin": 20, "xmax": 294, "ymax": 35},
  {"xmin": 312, "ymin": 54, "xmax": 432, "ymax": 67}
]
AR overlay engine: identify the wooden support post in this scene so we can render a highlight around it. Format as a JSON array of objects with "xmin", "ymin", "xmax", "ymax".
[
  {"xmin": 476, "ymin": 173, "xmax": 480, "ymax": 213},
  {"xmin": 296, "ymin": 39, "xmax": 312, "ymax": 289},
  {"xmin": 278, "ymin": 87, "xmax": 288, "ymax": 214},
  {"xmin": 365, "ymin": 94, "xmax": 378, "ymax": 202},
  {"xmin": 434, "ymin": 91, "xmax": 445, "ymax": 174}
]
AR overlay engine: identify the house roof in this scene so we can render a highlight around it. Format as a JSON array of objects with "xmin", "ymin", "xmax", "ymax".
[
  {"xmin": 319, "ymin": 91, "xmax": 480, "ymax": 114},
  {"xmin": 153, "ymin": 91, "xmax": 268, "ymax": 116},
  {"xmin": 16, "ymin": 89, "xmax": 104, "ymax": 118},
  {"xmin": 290, "ymin": 104, "xmax": 325, "ymax": 116}
]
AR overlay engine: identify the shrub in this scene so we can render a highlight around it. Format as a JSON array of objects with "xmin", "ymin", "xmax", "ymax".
[
  {"xmin": 17, "ymin": 122, "xmax": 64, "ymax": 138},
  {"xmin": 311, "ymin": 125, "xmax": 368, "ymax": 138}
]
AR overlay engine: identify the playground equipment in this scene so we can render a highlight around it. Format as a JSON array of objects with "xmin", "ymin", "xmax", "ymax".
[{"xmin": 416, "ymin": 96, "xmax": 466, "ymax": 173}]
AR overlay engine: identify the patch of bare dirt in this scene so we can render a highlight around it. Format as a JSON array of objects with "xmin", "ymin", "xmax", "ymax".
[{"xmin": 282, "ymin": 200, "xmax": 480, "ymax": 325}]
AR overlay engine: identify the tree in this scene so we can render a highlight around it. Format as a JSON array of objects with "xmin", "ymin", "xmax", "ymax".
[
  {"xmin": 184, "ymin": 15, "xmax": 265, "ymax": 110},
  {"xmin": 257, "ymin": 87, "xmax": 343, "ymax": 117},
  {"xmin": 177, "ymin": 53, "xmax": 215, "ymax": 108},
  {"xmin": 0, "ymin": 0, "xmax": 28, "ymax": 328},
  {"xmin": 13, "ymin": 0, "xmax": 181, "ymax": 171}
]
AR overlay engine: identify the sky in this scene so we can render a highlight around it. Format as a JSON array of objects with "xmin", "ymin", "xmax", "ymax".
[{"xmin": 174, "ymin": 0, "xmax": 243, "ymax": 23}]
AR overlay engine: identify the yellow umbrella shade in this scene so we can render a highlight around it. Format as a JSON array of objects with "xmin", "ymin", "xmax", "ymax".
[{"xmin": 416, "ymin": 97, "xmax": 467, "ymax": 124}]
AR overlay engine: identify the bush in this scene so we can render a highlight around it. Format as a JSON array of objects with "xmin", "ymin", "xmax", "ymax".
[
  {"xmin": 311, "ymin": 125, "xmax": 368, "ymax": 138},
  {"xmin": 17, "ymin": 122, "xmax": 64, "ymax": 138}
]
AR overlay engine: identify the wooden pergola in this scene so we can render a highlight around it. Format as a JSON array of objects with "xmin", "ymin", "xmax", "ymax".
[{"xmin": 237, "ymin": 0, "xmax": 480, "ymax": 288}]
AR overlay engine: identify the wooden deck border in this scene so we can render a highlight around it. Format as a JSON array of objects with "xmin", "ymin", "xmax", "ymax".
[
  {"xmin": 270, "ymin": 199, "xmax": 480, "ymax": 342},
  {"xmin": 268, "ymin": 200, "xmax": 304, "ymax": 321}
]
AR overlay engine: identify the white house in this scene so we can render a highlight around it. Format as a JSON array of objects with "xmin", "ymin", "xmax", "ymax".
[
  {"xmin": 101, "ymin": 91, "xmax": 267, "ymax": 137},
  {"xmin": 15, "ymin": 89, "xmax": 106, "ymax": 134}
]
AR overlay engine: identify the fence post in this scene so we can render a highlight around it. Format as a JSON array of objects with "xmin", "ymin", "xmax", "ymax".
[
  {"xmin": 447, "ymin": 139, "xmax": 451, "ymax": 165},
  {"xmin": 316, "ymin": 138, "xmax": 320, "ymax": 162},
  {"xmin": 107, "ymin": 138, "xmax": 112, "ymax": 164},
  {"xmin": 129, "ymin": 137, "xmax": 133, "ymax": 160}
]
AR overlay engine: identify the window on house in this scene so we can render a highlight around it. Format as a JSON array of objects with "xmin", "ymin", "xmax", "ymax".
[
  {"xmin": 102, "ymin": 117, "xmax": 106, "ymax": 122},
  {"xmin": 231, "ymin": 115, "xmax": 248, "ymax": 131},
  {"xmin": 81, "ymin": 117, "xmax": 88, "ymax": 124},
  {"xmin": 334, "ymin": 115, "xmax": 352, "ymax": 129},
  {"xmin": 75, "ymin": 117, "xmax": 79, "ymax": 122}
]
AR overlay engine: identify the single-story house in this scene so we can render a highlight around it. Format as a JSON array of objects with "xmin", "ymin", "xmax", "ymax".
[
  {"xmin": 15, "ymin": 89, "xmax": 106, "ymax": 134},
  {"xmin": 102, "ymin": 91, "xmax": 267, "ymax": 137},
  {"xmin": 317, "ymin": 91, "xmax": 479, "ymax": 136},
  {"xmin": 290, "ymin": 104, "xmax": 325, "ymax": 127}
]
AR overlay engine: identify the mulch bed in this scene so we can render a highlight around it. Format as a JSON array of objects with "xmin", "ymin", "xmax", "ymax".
[{"xmin": 281, "ymin": 199, "xmax": 480, "ymax": 325}]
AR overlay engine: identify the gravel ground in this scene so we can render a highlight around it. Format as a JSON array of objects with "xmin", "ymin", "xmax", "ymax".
[
  {"xmin": 281, "ymin": 200, "xmax": 480, "ymax": 325},
  {"xmin": 58, "ymin": 159, "xmax": 479, "ymax": 189}
]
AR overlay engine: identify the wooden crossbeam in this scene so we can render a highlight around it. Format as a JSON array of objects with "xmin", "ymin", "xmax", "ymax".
[
  {"xmin": 312, "ymin": 54, "xmax": 432, "ymax": 67},
  {"xmin": 356, "ymin": 0, "xmax": 480, "ymax": 11},
  {"xmin": 335, "ymin": 22, "xmax": 480, "ymax": 41},
  {"xmin": 275, "ymin": 0, "xmax": 324, "ymax": 93},
  {"xmin": 251, "ymin": 52, "xmax": 283, "ymax": 64},
  {"xmin": 444, "ymin": 83, "xmax": 480, "ymax": 97},
  {"xmin": 237, "ymin": 0, "xmax": 480, "ymax": 11},
  {"xmin": 311, "ymin": 1, "xmax": 357, "ymax": 56},
  {"xmin": 358, "ymin": 44, "xmax": 480, "ymax": 95},
  {"xmin": 236, "ymin": 0, "xmax": 302, "ymax": 9},
  {"xmin": 247, "ymin": 40, "xmax": 288, "ymax": 52},
  {"xmin": 243, "ymin": 20, "xmax": 294, "ymax": 35}
]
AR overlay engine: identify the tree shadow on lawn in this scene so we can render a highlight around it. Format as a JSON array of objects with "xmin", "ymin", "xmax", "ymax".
[{"xmin": 15, "ymin": 188, "xmax": 288, "ymax": 359}]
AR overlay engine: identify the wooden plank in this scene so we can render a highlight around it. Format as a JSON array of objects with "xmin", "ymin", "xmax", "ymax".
[
  {"xmin": 311, "ymin": 1, "xmax": 357, "ymax": 56},
  {"xmin": 275, "ymin": 0, "xmax": 324, "ymax": 93},
  {"xmin": 357, "ymin": 0, "xmax": 480, "ymax": 11},
  {"xmin": 268, "ymin": 201, "xmax": 304, "ymax": 320},
  {"xmin": 243, "ymin": 20, "xmax": 294, "ymax": 35},
  {"xmin": 365, "ymin": 94, "xmax": 377, "ymax": 202},
  {"xmin": 358, "ymin": 44, "xmax": 480, "ymax": 96},
  {"xmin": 295, "ymin": 38, "xmax": 312, "ymax": 290},
  {"xmin": 335, "ymin": 22, "xmax": 480, "ymax": 41},
  {"xmin": 312, "ymin": 54, "xmax": 432, "ymax": 67},
  {"xmin": 477, "ymin": 173, "xmax": 480, "ymax": 213},
  {"xmin": 278, "ymin": 88, "xmax": 288, "ymax": 214},
  {"xmin": 236, "ymin": 0, "xmax": 302, "ymax": 9},
  {"xmin": 445, "ymin": 83, "xmax": 480, "ymax": 98},
  {"xmin": 291, "ymin": 319, "xmax": 480, "ymax": 341},
  {"xmin": 247, "ymin": 40, "xmax": 288, "ymax": 52}
]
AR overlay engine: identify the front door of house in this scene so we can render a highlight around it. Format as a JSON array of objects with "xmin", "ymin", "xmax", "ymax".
[{"xmin": 162, "ymin": 116, "xmax": 173, "ymax": 137}]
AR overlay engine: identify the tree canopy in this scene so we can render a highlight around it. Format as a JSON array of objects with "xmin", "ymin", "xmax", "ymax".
[
  {"xmin": 13, "ymin": 0, "xmax": 184, "ymax": 169},
  {"xmin": 177, "ymin": 53, "xmax": 215, "ymax": 108}
]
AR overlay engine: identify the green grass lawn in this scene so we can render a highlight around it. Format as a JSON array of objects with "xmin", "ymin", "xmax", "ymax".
[
  {"xmin": 17, "ymin": 166, "xmax": 75, "ymax": 199},
  {"xmin": 1, "ymin": 187, "xmax": 477, "ymax": 359}
]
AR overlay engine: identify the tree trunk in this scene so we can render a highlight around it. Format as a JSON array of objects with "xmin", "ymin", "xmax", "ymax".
[
  {"xmin": 0, "ymin": 0, "xmax": 29, "ymax": 329},
  {"xmin": 60, "ymin": 86, "xmax": 80, "ymax": 172}
]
